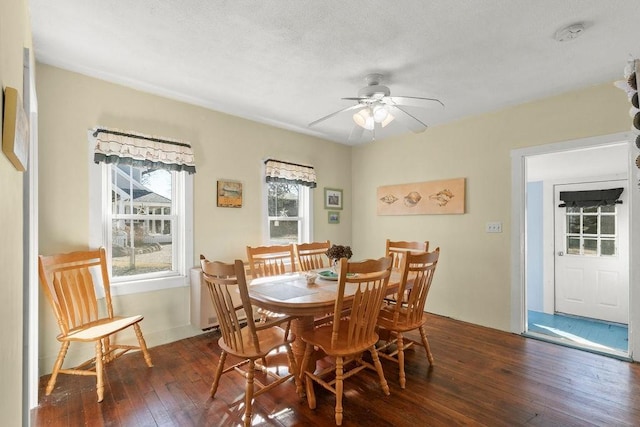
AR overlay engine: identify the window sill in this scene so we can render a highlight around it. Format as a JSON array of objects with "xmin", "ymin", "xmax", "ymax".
[{"xmin": 109, "ymin": 274, "xmax": 189, "ymax": 296}]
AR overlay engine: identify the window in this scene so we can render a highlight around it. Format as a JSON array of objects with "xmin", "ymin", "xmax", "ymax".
[
  {"xmin": 565, "ymin": 205, "xmax": 617, "ymax": 256},
  {"xmin": 110, "ymin": 165, "xmax": 176, "ymax": 277},
  {"xmin": 89, "ymin": 128, "xmax": 194, "ymax": 295},
  {"xmin": 263, "ymin": 159, "xmax": 316, "ymax": 244},
  {"xmin": 266, "ymin": 181, "xmax": 310, "ymax": 244}
]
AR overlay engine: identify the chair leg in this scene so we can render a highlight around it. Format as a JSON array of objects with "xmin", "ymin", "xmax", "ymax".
[
  {"xmin": 418, "ymin": 325, "xmax": 434, "ymax": 365},
  {"xmin": 102, "ymin": 336, "xmax": 111, "ymax": 363},
  {"xmin": 284, "ymin": 343, "xmax": 301, "ymax": 397},
  {"xmin": 397, "ymin": 332, "xmax": 406, "ymax": 389},
  {"xmin": 46, "ymin": 341, "xmax": 70, "ymax": 396},
  {"xmin": 299, "ymin": 342, "xmax": 313, "ymax": 386},
  {"xmin": 133, "ymin": 323, "xmax": 154, "ymax": 367},
  {"xmin": 210, "ymin": 351, "xmax": 227, "ymax": 398},
  {"xmin": 335, "ymin": 356, "xmax": 344, "ymax": 426},
  {"xmin": 369, "ymin": 345, "xmax": 390, "ymax": 396},
  {"xmin": 95, "ymin": 340, "xmax": 105, "ymax": 402},
  {"xmin": 305, "ymin": 372, "xmax": 316, "ymax": 410},
  {"xmin": 243, "ymin": 359, "xmax": 255, "ymax": 427},
  {"xmin": 301, "ymin": 343, "xmax": 316, "ymax": 408}
]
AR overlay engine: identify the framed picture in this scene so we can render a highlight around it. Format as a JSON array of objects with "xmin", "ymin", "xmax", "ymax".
[
  {"xmin": 377, "ymin": 178, "xmax": 466, "ymax": 215},
  {"xmin": 328, "ymin": 211, "xmax": 340, "ymax": 224},
  {"xmin": 217, "ymin": 180, "xmax": 243, "ymax": 207},
  {"xmin": 324, "ymin": 187, "xmax": 343, "ymax": 210},
  {"xmin": 2, "ymin": 86, "xmax": 29, "ymax": 171}
]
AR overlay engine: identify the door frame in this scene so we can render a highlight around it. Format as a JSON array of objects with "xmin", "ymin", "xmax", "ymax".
[{"xmin": 510, "ymin": 131, "xmax": 638, "ymax": 360}]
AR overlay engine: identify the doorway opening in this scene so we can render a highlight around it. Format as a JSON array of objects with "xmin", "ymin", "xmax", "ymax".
[{"xmin": 511, "ymin": 133, "xmax": 636, "ymax": 360}]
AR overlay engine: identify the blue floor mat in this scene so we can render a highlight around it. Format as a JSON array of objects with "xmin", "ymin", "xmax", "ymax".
[{"xmin": 527, "ymin": 310, "xmax": 628, "ymax": 352}]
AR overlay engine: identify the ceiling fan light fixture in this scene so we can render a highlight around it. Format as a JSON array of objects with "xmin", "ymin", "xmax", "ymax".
[
  {"xmin": 380, "ymin": 111, "xmax": 394, "ymax": 127},
  {"xmin": 354, "ymin": 106, "xmax": 395, "ymax": 130},
  {"xmin": 353, "ymin": 109, "xmax": 374, "ymax": 130},
  {"xmin": 372, "ymin": 104, "xmax": 389, "ymax": 122}
]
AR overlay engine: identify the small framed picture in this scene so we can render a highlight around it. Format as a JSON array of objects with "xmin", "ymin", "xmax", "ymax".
[
  {"xmin": 324, "ymin": 188, "xmax": 343, "ymax": 210},
  {"xmin": 217, "ymin": 180, "xmax": 243, "ymax": 208},
  {"xmin": 328, "ymin": 211, "xmax": 340, "ymax": 224},
  {"xmin": 2, "ymin": 87, "xmax": 29, "ymax": 172}
]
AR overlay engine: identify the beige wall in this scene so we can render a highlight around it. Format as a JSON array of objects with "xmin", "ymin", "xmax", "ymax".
[
  {"xmin": 35, "ymin": 56, "xmax": 633, "ymax": 383},
  {"xmin": 0, "ymin": 0, "xmax": 31, "ymax": 424},
  {"xmin": 36, "ymin": 64, "xmax": 352, "ymax": 373},
  {"xmin": 351, "ymin": 82, "xmax": 631, "ymax": 331}
]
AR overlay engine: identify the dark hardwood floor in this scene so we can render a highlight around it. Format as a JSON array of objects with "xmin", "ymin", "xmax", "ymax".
[{"xmin": 32, "ymin": 313, "xmax": 640, "ymax": 426}]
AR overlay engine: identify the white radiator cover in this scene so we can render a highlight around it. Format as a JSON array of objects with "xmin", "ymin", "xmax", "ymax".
[{"xmin": 190, "ymin": 267, "xmax": 247, "ymax": 329}]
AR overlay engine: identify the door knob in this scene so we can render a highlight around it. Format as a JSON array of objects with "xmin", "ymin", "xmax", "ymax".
[{"xmin": 558, "ymin": 251, "xmax": 564, "ymax": 256}]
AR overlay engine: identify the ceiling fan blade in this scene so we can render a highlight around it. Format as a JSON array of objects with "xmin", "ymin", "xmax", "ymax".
[
  {"xmin": 386, "ymin": 96, "xmax": 444, "ymax": 108},
  {"xmin": 309, "ymin": 104, "xmax": 364, "ymax": 127},
  {"xmin": 348, "ymin": 123, "xmax": 365, "ymax": 142},
  {"xmin": 387, "ymin": 105, "xmax": 428, "ymax": 133}
]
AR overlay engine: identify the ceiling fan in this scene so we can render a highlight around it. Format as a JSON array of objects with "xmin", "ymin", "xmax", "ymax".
[{"xmin": 309, "ymin": 73, "xmax": 444, "ymax": 142}]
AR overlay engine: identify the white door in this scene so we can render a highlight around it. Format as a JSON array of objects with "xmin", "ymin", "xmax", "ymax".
[{"xmin": 554, "ymin": 180, "xmax": 629, "ymax": 324}]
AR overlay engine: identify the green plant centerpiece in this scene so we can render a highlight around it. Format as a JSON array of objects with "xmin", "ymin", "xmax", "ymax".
[{"xmin": 326, "ymin": 244, "xmax": 353, "ymax": 272}]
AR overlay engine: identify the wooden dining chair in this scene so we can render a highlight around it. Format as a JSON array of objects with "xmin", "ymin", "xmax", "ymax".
[
  {"xmin": 294, "ymin": 240, "xmax": 331, "ymax": 271},
  {"xmin": 200, "ymin": 256, "xmax": 298, "ymax": 426},
  {"xmin": 376, "ymin": 248, "xmax": 440, "ymax": 389},
  {"xmin": 299, "ymin": 256, "xmax": 393, "ymax": 426},
  {"xmin": 38, "ymin": 247, "xmax": 153, "ymax": 402},
  {"xmin": 246, "ymin": 243, "xmax": 297, "ymax": 278}
]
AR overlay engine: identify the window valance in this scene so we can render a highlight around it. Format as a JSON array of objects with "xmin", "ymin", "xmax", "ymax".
[
  {"xmin": 264, "ymin": 159, "xmax": 317, "ymax": 188},
  {"xmin": 93, "ymin": 127, "xmax": 196, "ymax": 174},
  {"xmin": 558, "ymin": 188, "xmax": 623, "ymax": 208}
]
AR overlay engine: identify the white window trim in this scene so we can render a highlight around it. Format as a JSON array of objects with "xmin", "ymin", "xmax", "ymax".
[{"xmin": 89, "ymin": 132, "xmax": 193, "ymax": 296}]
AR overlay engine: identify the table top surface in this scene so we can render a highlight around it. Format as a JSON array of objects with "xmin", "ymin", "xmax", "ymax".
[{"xmin": 248, "ymin": 270, "xmax": 400, "ymax": 317}]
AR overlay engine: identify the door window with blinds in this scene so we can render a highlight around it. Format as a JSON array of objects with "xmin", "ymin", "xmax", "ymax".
[{"xmin": 564, "ymin": 205, "xmax": 617, "ymax": 256}]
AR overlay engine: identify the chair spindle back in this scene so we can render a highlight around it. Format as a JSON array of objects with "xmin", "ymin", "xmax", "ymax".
[
  {"xmin": 392, "ymin": 248, "xmax": 440, "ymax": 327},
  {"xmin": 246, "ymin": 244, "xmax": 296, "ymax": 278},
  {"xmin": 331, "ymin": 256, "xmax": 392, "ymax": 348},
  {"xmin": 294, "ymin": 240, "xmax": 331, "ymax": 271},
  {"xmin": 200, "ymin": 257, "xmax": 260, "ymax": 354},
  {"xmin": 385, "ymin": 239, "xmax": 429, "ymax": 271},
  {"xmin": 39, "ymin": 248, "xmax": 113, "ymax": 335}
]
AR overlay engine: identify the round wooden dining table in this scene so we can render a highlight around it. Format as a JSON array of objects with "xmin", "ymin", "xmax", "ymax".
[{"xmin": 248, "ymin": 270, "xmax": 402, "ymax": 376}]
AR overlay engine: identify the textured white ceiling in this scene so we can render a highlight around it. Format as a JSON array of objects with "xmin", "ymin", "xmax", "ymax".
[{"xmin": 28, "ymin": 0, "xmax": 640, "ymax": 145}]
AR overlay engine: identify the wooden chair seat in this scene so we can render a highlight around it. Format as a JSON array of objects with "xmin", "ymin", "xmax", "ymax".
[
  {"xmin": 301, "ymin": 320, "xmax": 380, "ymax": 357},
  {"xmin": 218, "ymin": 326, "xmax": 292, "ymax": 359},
  {"xmin": 377, "ymin": 307, "xmax": 426, "ymax": 332},
  {"xmin": 63, "ymin": 315, "xmax": 144, "ymax": 341},
  {"xmin": 38, "ymin": 247, "xmax": 153, "ymax": 402}
]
